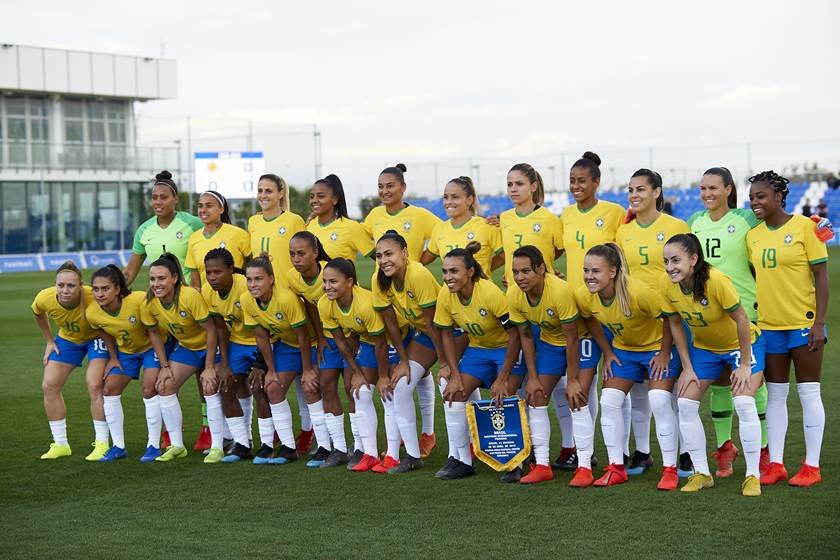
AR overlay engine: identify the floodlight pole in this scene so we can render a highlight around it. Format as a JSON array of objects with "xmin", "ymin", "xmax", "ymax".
[{"xmin": 313, "ymin": 125, "xmax": 322, "ymax": 182}]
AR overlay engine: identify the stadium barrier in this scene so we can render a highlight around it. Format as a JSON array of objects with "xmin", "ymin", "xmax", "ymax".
[{"xmin": 0, "ymin": 250, "xmax": 132, "ymax": 273}]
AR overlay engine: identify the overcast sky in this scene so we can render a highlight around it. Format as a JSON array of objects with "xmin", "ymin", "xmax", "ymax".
[{"xmin": 4, "ymin": 0, "xmax": 840, "ymax": 206}]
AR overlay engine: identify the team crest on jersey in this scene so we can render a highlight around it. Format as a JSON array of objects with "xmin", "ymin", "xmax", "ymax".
[
  {"xmin": 700, "ymin": 298, "xmax": 708, "ymax": 306},
  {"xmin": 219, "ymin": 242, "xmax": 227, "ymax": 249},
  {"xmin": 176, "ymin": 231, "xmax": 184, "ymax": 240},
  {"xmin": 275, "ymin": 312, "xmax": 285, "ymax": 321},
  {"xmin": 330, "ymin": 233, "xmax": 338, "ymax": 241},
  {"xmin": 656, "ymin": 232, "xmax": 665, "ymax": 242},
  {"xmin": 234, "ymin": 302, "xmax": 241, "ymax": 309},
  {"xmin": 179, "ymin": 310, "xmax": 187, "ymax": 317},
  {"xmin": 479, "ymin": 308, "xmax": 488, "ymax": 317},
  {"xmin": 532, "ymin": 224, "xmax": 542, "ymax": 233},
  {"xmin": 403, "ymin": 222, "xmax": 412, "ymax": 231},
  {"xmin": 279, "ymin": 227, "xmax": 287, "ymax": 235},
  {"xmin": 467, "ymin": 232, "xmax": 476, "ymax": 240},
  {"xmin": 129, "ymin": 316, "xmax": 137, "ymax": 323},
  {"xmin": 547, "ymin": 309, "xmax": 556, "ymax": 317},
  {"xmin": 491, "ymin": 410, "xmax": 505, "ymax": 431},
  {"xmin": 355, "ymin": 317, "xmax": 364, "ymax": 325},
  {"xmin": 407, "ymin": 290, "xmax": 415, "ymax": 299},
  {"xmin": 784, "ymin": 234, "xmax": 793, "ymax": 245},
  {"xmin": 727, "ymin": 225, "xmax": 737, "ymax": 234},
  {"xmin": 595, "ymin": 218, "xmax": 605, "ymax": 229}
]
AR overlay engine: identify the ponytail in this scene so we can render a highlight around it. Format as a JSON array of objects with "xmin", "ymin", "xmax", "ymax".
[
  {"xmin": 314, "ymin": 174, "xmax": 349, "ymax": 219},
  {"xmin": 202, "ymin": 190, "xmax": 231, "ymax": 224},
  {"xmin": 509, "ymin": 163, "xmax": 544, "ymax": 205},
  {"xmin": 92, "ymin": 264, "xmax": 131, "ymax": 298},
  {"xmin": 586, "ymin": 243, "xmax": 632, "ymax": 317},
  {"xmin": 665, "ymin": 233, "xmax": 711, "ymax": 302}
]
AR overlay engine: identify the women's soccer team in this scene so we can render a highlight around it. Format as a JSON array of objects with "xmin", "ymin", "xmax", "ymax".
[{"xmin": 31, "ymin": 153, "xmax": 830, "ymax": 495}]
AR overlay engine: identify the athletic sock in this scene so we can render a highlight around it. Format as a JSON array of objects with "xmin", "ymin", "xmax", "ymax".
[
  {"xmin": 348, "ymin": 412, "xmax": 363, "ymax": 452},
  {"xmin": 143, "ymin": 395, "xmax": 163, "ymax": 448},
  {"xmin": 353, "ymin": 386, "xmax": 378, "ymax": 457},
  {"xmin": 381, "ymin": 396, "xmax": 401, "ymax": 460},
  {"xmin": 798, "ymin": 382, "xmax": 824, "ymax": 467},
  {"xmin": 239, "ymin": 397, "xmax": 253, "ymax": 442},
  {"xmin": 324, "ymin": 412, "xmax": 348, "ymax": 453},
  {"xmin": 673, "ymin": 388, "xmax": 687, "ymax": 453},
  {"xmin": 622, "ymin": 392, "xmax": 631, "ymax": 456},
  {"xmin": 417, "ymin": 371, "xmax": 435, "ymax": 435},
  {"xmin": 201, "ymin": 401, "xmax": 208, "ymax": 427},
  {"xmin": 765, "ymin": 382, "xmax": 789, "ymax": 463},
  {"xmin": 226, "ymin": 415, "xmax": 249, "ymax": 447},
  {"xmin": 159, "ymin": 394, "xmax": 184, "ymax": 448},
  {"xmin": 529, "ymin": 405, "xmax": 551, "ymax": 466},
  {"xmin": 205, "ymin": 393, "xmax": 225, "ymax": 450},
  {"xmin": 709, "ymin": 384, "xmax": 734, "ymax": 448},
  {"xmin": 571, "ymin": 406, "xmax": 594, "ymax": 469},
  {"xmin": 588, "ymin": 376, "xmax": 599, "ymax": 424},
  {"xmin": 268, "ymin": 399, "xmax": 295, "ymax": 449},
  {"xmin": 222, "ymin": 417, "xmax": 233, "ymax": 441},
  {"xmin": 93, "ymin": 419, "xmax": 109, "ymax": 444},
  {"xmin": 306, "ymin": 399, "xmax": 331, "ymax": 452},
  {"xmin": 443, "ymin": 400, "xmax": 471, "ymax": 466},
  {"xmin": 439, "ymin": 378, "xmax": 457, "ymax": 458},
  {"xmin": 295, "ymin": 379, "xmax": 312, "ymax": 432},
  {"xmin": 677, "ymin": 398, "xmax": 710, "ymax": 476},
  {"xmin": 552, "ymin": 378, "xmax": 575, "ymax": 449},
  {"xmin": 393, "ymin": 361, "xmax": 424, "ymax": 458},
  {"xmin": 630, "ymin": 381, "xmax": 651, "ymax": 454},
  {"xmin": 755, "ymin": 382, "xmax": 768, "ymax": 448},
  {"xmin": 600, "ymin": 388, "xmax": 627, "ymax": 465},
  {"xmin": 103, "ymin": 395, "xmax": 125, "ymax": 448},
  {"xmin": 733, "ymin": 395, "xmax": 761, "ymax": 477},
  {"xmin": 649, "ymin": 389, "xmax": 677, "ymax": 467},
  {"xmin": 257, "ymin": 417, "xmax": 274, "ymax": 447},
  {"xmin": 49, "ymin": 418, "xmax": 68, "ymax": 445}
]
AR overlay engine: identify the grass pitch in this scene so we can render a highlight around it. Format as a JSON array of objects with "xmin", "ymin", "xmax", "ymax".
[{"xmin": 0, "ymin": 252, "xmax": 838, "ymax": 558}]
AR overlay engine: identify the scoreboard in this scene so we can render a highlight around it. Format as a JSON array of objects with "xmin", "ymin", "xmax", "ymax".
[{"xmin": 194, "ymin": 151, "xmax": 266, "ymax": 200}]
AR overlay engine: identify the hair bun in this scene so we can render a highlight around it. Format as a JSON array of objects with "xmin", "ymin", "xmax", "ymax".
[
  {"xmin": 156, "ymin": 170, "xmax": 173, "ymax": 181},
  {"xmin": 581, "ymin": 152, "xmax": 601, "ymax": 166},
  {"xmin": 395, "ymin": 163, "xmax": 407, "ymax": 173},
  {"xmin": 465, "ymin": 241, "xmax": 482, "ymax": 254}
]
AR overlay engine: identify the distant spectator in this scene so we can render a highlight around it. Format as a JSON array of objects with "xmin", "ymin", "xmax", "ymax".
[
  {"xmin": 817, "ymin": 199, "xmax": 829, "ymax": 218},
  {"xmin": 827, "ymin": 173, "xmax": 840, "ymax": 190},
  {"xmin": 801, "ymin": 203, "xmax": 812, "ymax": 217}
]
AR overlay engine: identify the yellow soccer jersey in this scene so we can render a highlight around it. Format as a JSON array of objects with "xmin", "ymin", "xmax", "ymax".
[
  {"xmin": 363, "ymin": 205, "xmax": 442, "ymax": 261},
  {"xmin": 317, "ymin": 286, "xmax": 387, "ymax": 345},
  {"xmin": 433, "ymin": 279, "xmax": 511, "ymax": 349},
  {"xmin": 575, "ymin": 277, "xmax": 663, "ymax": 351},
  {"xmin": 616, "ymin": 213, "xmax": 690, "ymax": 290},
  {"xmin": 185, "ymin": 223, "xmax": 251, "ymax": 286},
  {"xmin": 500, "ymin": 206, "xmax": 563, "ymax": 286},
  {"xmin": 141, "ymin": 286, "xmax": 210, "ymax": 351},
  {"xmin": 86, "ymin": 291, "xmax": 154, "ymax": 354},
  {"xmin": 286, "ymin": 265, "xmax": 326, "ymax": 306},
  {"xmin": 201, "ymin": 275, "xmax": 254, "ymax": 345},
  {"xmin": 747, "ymin": 215, "xmax": 828, "ymax": 330},
  {"xmin": 248, "ymin": 212, "xmax": 306, "ymax": 282},
  {"xmin": 659, "ymin": 268, "xmax": 758, "ymax": 352},
  {"xmin": 31, "ymin": 285, "xmax": 98, "ymax": 344},
  {"xmin": 561, "ymin": 200, "xmax": 625, "ymax": 289},
  {"xmin": 241, "ymin": 285, "xmax": 310, "ymax": 347},
  {"xmin": 372, "ymin": 260, "xmax": 436, "ymax": 332},
  {"xmin": 307, "ymin": 217, "xmax": 374, "ymax": 262},
  {"xmin": 427, "ymin": 216, "xmax": 502, "ymax": 273},
  {"xmin": 508, "ymin": 274, "xmax": 578, "ymax": 347}
]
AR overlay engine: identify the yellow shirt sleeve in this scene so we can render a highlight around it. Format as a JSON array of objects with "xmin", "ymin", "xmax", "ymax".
[
  {"xmin": 317, "ymin": 295, "xmax": 339, "ymax": 332},
  {"xmin": 659, "ymin": 274, "xmax": 678, "ymax": 316},
  {"xmin": 351, "ymin": 220, "xmax": 375, "ymax": 257},
  {"xmin": 487, "ymin": 221, "xmax": 503, "ymax": 255},
  {"xmin": 280, "ymin": 291, "xmax": 308, "ymax": 328},
  {"xmin": 236, "ymin": 227, "xmax": 252, "ymax": 265},
  {"xmin": 185, "ymin": 287, "xmax": 211, "ymax": 322},
  {"xmin": 412, "ymin": 265, "xmax": 439, "ymax": 308},
  {"xmin": 426, "ymin": 223, "xmax": 441, "ymax": 256},
  {"xmin": 140, "ymin": 299, "xmax": 157, "ymax": 327},
  {"xmin": 371, "ymin": 278, "xmax": 391, "ymax": 310},
  {"xmin": 804, "ymin": 219, "xmax": 829, "ymax": 264},
  {"xmin": 573, "ymin": 285, "xmax": 593, "ymax": 318},
  {"xmin": 361, "ymin": 300, "xmax": 385, "ymax": 336},
  {"xmin": 710, "ymin": 270, "xmax": 741, "ymax": 313},
  {"xmin": 433, "ymin": 287, "xmax": 454, "ymax": 329},
  {"xmin": 240, "ymin": 294, "xmax": 259, "ymax": 329},
  {"xmin": 185, "ymin": 231, "xmax": 199, "ymax": 270},
  {"xmin": 507, "ymin": 290, "xmax": 527, "ymax": 325}
]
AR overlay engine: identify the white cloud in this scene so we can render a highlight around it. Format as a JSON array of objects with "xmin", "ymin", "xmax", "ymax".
[{"xmin": 705, "ymin": 84, "xmax": 800, "ymax": 107}]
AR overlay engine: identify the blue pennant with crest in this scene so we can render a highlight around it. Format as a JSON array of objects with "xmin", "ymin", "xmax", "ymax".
[{"xmin": 466, "ymin": 397, "xmax": 531, "ymax": 472}]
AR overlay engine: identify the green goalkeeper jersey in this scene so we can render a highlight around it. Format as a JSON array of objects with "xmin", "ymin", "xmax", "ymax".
[{"xmin": 132, "ymin": 211, "xmax": 203, "ymax": 282}]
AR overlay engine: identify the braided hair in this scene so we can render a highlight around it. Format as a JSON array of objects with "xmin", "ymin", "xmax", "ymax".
[{"xmin": 749, "ymin": 170, "xmax": 790, "ymax": 208}]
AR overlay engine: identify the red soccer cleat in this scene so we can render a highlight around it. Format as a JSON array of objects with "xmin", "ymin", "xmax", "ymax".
[
  {"xmin": 657, "ymin": 466, "xmax": 679, "ymax": 491},
  {"xmin": 789, "ymin": 463, "xmax": 822, "ymax": 487},
  {"xmin": 350, "ymin": 454, "xmax": 378, "ymax": 472},
  {"xmin": 161, "ymin": 430, "xmax": 171, "ymax": 450},
  {"xmin": 193, "ymin": 425, "xmax": 211, "ymax": 451},
  {"xmin": 469, "ymin": 442, "xmax": 476, "ymax": 460},
  {"xmin": 520, "ymin": 464, "xmax": 554, "ymax": 484},
  {"xmin": 569, "ymin": 467, "xmax": 595, "ymax": 488},
  {"xmin": 372, "ymin": 455, "xmax": 399, "ymax": 474},
  {"xmin": 713, "ymin": 440, "xmax": 739, "ymax": 478},
  {"xmin": 760, "ymin": 462, "xmax": 788, "ymax": 485},
  {"xmin": 759, "ymin": 446, "xmax": 770, "ymax": 475},
  {"xmin": 419, "ymin": 433, "xmax": 436, "ymax": 459},
  {"xmin": 594, "ymin": 463, "xmax": 628, "ymax": 487},
  {"xmin": 296, "ymin": 429, "xmax": 314, "ymax": 455}
]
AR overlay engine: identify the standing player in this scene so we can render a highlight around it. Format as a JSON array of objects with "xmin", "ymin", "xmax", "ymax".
[
  {"xmin": 747, "ymin": 171, "xmax": 829, "ymax": 487},
  {"xmin": 186, "ymin": 191, "xmax": 251, "ymax": 288},
  {"xmin": 308, "ymin": 174, "xmax": 375, "ymax": 262},
  {"xmin": 662, "ymin": 234, "xmax": 765, "ymax": 496},
  {"xmin": 616, "ymin": 169, "xmax": 689, "ymax": 476},
  {"xmin": 32, "ymin": 262, "xmax": 110, "ymax": 460}
]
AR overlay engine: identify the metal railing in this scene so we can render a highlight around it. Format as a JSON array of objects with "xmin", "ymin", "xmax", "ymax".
[{"xmin": 0, "ymin": 141, "xmax": 179, "ymax": 173}]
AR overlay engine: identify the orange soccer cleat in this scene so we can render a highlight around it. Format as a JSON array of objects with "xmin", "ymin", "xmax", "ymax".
[
  {"xmin": 520, "ymin": 464, "xmax": 554, "ymax": 484},
  {"xmin": 350, "ymin": 454, "xmax": 378, "ymax": 472},
  {"xmin": 594, "ymin": 463, "xmax": 628, "ymax": 487},
  {"xmin": 713, "ymin": 440, "xmax": 739, "ymax": 478},
  {"xmin": 759, "ymin": 446, "xmax": 770, "ymax": 475},
  {"xmin": 295, "ymin": 429, "xmax": 314, "ymax": 455},
  {"xmin": 760, "ymin": 462, "xmax": 788, "ymax": 486},
  {"xmin": 419, "ymin": 433, "xmax": 437, "ymax": 459},
  {"xmin": 161, "ymin": 430, "xmax": 171, "ymax": 450},
  {"xmin": 657, "ymin": 466, "xmax": 679, "ymax": 491},
  {"xmin": 788, "ymin": 463, "xmax": 822, "ymax": 487},
  {"xmin": 193, "ymin": 425, "xmax": 211, "ymax": 451},
  {"xmin": 371, "ymin": 455, "xmax": 400, "ymax": 474},
  {"xmin": 569, "ymin": 467, "xmax": 595, "ymax": 488}
]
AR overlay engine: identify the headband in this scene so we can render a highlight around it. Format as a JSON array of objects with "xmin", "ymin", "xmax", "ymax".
[
  {"xmin": 153, "ymin": 181, "xmax": 178, "ymax": 196},
  {"xmin": 202, "ymin": 191, "xmax": 226, "ymax": 207}
]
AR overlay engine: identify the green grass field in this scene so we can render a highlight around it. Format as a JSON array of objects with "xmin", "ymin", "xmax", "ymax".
[{"xmin": 1, "ymin": 253, "xmax": 838, "ymax": 559}]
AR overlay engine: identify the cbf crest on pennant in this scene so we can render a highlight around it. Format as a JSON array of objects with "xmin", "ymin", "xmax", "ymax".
[
  {"xmin": 491, "ymin": 409, "xmax": 505, "ymax": 431},
  {"xmin": 466, "ymin": 397, "xmax": 531, "ymax": 472}
]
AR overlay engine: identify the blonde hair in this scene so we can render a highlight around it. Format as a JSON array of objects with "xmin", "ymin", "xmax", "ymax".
[
  {"xmin": 259, "ymin": 174, "xmax": 290, "ymax": 213},
  {"xmin": 586, "ymin": 243, "xmax": 632, "ymax": 317}
]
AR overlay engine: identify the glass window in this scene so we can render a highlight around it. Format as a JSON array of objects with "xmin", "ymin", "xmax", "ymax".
[
  {"xmin": 97, "ymin": 183, "xmax": 120, "ymax": 249},
  {"xmin": 64, "ymin": 100, "xmax": 85, "ymax": 143},
  {"xmin": 55, "ymin": 182, "xmax": 75, "ymax": 251},
  {"xmin": 2, "ymin": 182, "xmax": 28, "ymax": 253},
  {"xmin": 106, "ymin": 102, "xmax": 126, "ymax": 144},
  {"xmin": 28, "ymin": 182, "xmax": 48, "ymax": 253},
  {"xmin": 75, "ymin": 183, "xmax": 98, "ymax": 250}
]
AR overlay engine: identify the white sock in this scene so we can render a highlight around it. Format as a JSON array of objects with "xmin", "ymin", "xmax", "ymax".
[
  {"xmin": 103, "ymin": 395, "xmax": 125, "ymax": 448},
  {"xmin": 349, "ymin": 412, "xmax": 363, "ymax": 452},
  {"xmin": 622, "ymin": 392, "xmax": 632, "ymax": 456},
  {"xmin": 766, "ymin": 382, "xmax": 789, "ymax": 463},
  {"xmin": 588, "ymin": 376, "xmax": 599, "ymax": 424},
  {"xmin": 239, "ymin": 397, "xmax": 253, "ymax": 442},
  {"xmin": 49, "ymin": 418, "xmax": 68, "ymax": 445},
  {"xmin": 143, "ymin": 395, "xmax": 162, "ymax": 448},
  {"xmin": 381, "ymin": 396, "xmax": 400, "ymax": 460},
  {"xmin": 443, "ymin": 400, "xmax": 471, "ymax": 466},
  {"xmin": 677, "ymin": 398, "xmax": 709, "ymax": 476},
  {"xmin": 733, "ymin": 395, "xmax": 761, "ymax": 477},
  {"xmin": 630, "ymin": 381, "xmax": 651, "ymax": 454},
  {"xmin": 600, "ymin": 388, "xmax": 627, "ymax": 466},
  {"xmin": 393, "ymin": 361, "xmax": 424, "ymax": 458},
  {"xmin": 324, "ymin": 412, "xmax": 348, "ymax": 453},
  {"xmin": 798, "ymin": 382, "xmax": 825, "ymax": 467},
  {"xmin": 552, "ymin": 379, "xmax": 575, "ymax": 448},
  {"xmin": 269, "ymin": 399, "xmax": 295, "ymax": 449},
  {"xmin": 649, "ymin": 389, "xmax": 677, "ymax": 467},
  {"xmin": 205, "ymin": 393, "xmax": 225, "ymax": 451},
  {"xmin": 257, "ymin": 417, "xmax": 274, "ymax": 447},
  {"xmin": 439, "ymin": 378, "xmax": 457, "ymax": 458},
  {"xmin": 93, "ymin": 419, "xmax": 109, "ymax": 444},
  {"xmin": 295, "ymin": 379, "xmax": 312, "ymax": 432},
  {"xmin": 469, "ymin": 387, "xmax": 482, "ymax": 401},
  {"xmin": 223, "ymin": 418, "xmax": 233, "ymax": 441},
  {"xmin": 159, "ymin": 394, "xmax": 184, "ymax": 448},
  {"xmin": 673, "ymin": 387, "xmax": 687, "ymax": 453},
  {"xmin": 306, "ymin": 399, "xmax": 332, "ymax": 452},
  {"xmin": 571, "ymin": 406, "xmax": 594, "ymax": 469},
  {"xmin": 529, "ymin": 405, "xmax": 551, "ymax": 466},
  {"xmin": 417, "ymin": 371, "xmax": 435, "ymax": 435},
  {"xmin": 226, "ymin": 415, "xmax": 250, "ymax": 447},
  {"xmin": 353, "ymin": 386, "xmax": 378, "ymax": 457}
]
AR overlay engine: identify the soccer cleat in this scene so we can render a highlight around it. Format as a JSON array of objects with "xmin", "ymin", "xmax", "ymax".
[
  {"xmin": 500, "ymin": 465, "xmax": 523, "ymax": 483},
  {"xmin": 389, "ymin": 455, "xmax": 423, "ymax": 474},
  {"xmin": 680, "ymin": 473, "xmax": 714, "ymax": 492},
  {"xmin": 99, "ymin": 446, "xmax": 127, "ymax": 462},
  {"xmin": 760, "ymin": 462, "xmax": 788, "ymax": 485},
  {"xmin": 221, "ymin": 443, "xmax": 252, "ymax": 463},
  {"xmin": 155, "ymin": 446, "xmax": 188, "ymax": 462},
  {"xmin": 320, "ymin": 449, "xmax": 350, "ymax": 468},
  {"xmin": 140, "ymin": 445, "xmax": 162, "ymax": 463},
  {"xmin": 350, "ymin": 454, "xmax": 378, "ymax": 472},
  {"xmin": 419, "ymin": 433, "xmax": 437, "ymax": 459},
  {"xmin": 788, "ymin": 463, "xmax": 822, "ymax": 487},
  {"xmin": 252, "ymin": 444, "xmax": 274, "ymax": 465},
  {"xmin": 40, "ymin": 443, "xmax": 72, "ymax": 460},
  {"xmin": 551, "ymin": 447, "xmax": 577, "ymax": 471},
  {"xmin": 520, "ymin": 464, "xmax": 554, "ymax": 484},
  {"xmin": 346, "ymin": 449, "xmax": 365, "ymax": 470},
  {"xmin": 193, "ymin": 426, "xmax": 211, "ymax": 451},
  {"xmin": 713, "ymin": 440, "xmax": 739, "ymax": 478},
  {"xmin": 295, "ymin": 429, "xmax": 315, "ymax": 455},
  {"xmin": 85, "ymin": 441, "xmax": 109, "ymax": 462},
  {"xmin": 626, "ymin": 451, "xmax": 654, "ymax": 475},
  {"xmin": 306, "ymin": 447, "xmax": 332, "ymax": 468},
  {"xmin": 677, "ymin": 452, "xmax": 694, "ymax": 478},
  {"xmin": 161, "ymin": 430, "xmax": 171, "ymax": 450},
  {"xmin": 204, "ymin": 448, "xmax": 224, "ymax": 464},
  {"xmin": 435, "ymin": 457, "xmax": 461, "ymax": 479},
  {"xmin": 372, "ymin": 455, "xmax": 400, "ymax": 474},
  {"xmin": 269, "ymin": 445, "xmax": 298, "ymax": 465},
  {"xmin": 569, "ymin": 467, "xmax": 595, "ymax": 488},
  {"xmin": 759, "ymin": 446, "xmax": 770, "ymax": 474},
  {"xmin": 742, "ymin": 475, "xmax": 761, "ymax": 497},
  {"xmin": 439, "ymin": 459, "xmax": 476, "ymax": 480},
  {"xmin": 594, "ymin": 463, "xmax": 629, "ymax": 487},
  {"xmin": 657, "ymin": 466, "xmax": 679, "ymax": 491},
  {"xmin": 222, "ymin": 438, "xmax": 235, "ymax": 454}
]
